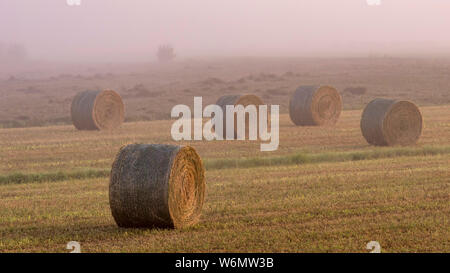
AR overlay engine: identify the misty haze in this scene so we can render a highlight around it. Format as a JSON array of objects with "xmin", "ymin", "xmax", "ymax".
[{"xmin": 1, "ymin": 0, "xmax": 450, "ymax": 62}]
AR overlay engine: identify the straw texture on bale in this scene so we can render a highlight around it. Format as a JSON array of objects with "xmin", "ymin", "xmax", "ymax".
[
  {"xmin": 109, "ymin": 144, "xmax": 205, "ymax": 229},
  {"xmin": 361, "ymin": 98, "xmax": 422, "ymax": 146},
  {"xmin": 215, "ymin": 94, "xmax": 265, "ymax": 138},
  {"xmin": 289, "ymin": 85, "xmax": 342, "ymax": 126},
  {"xmin": 71, "ymin": 90, "xmax": 124, "ymax": 130}
]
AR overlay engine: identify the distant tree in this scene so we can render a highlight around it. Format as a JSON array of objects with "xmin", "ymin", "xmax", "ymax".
[{"xmin": 157, "ymin": 44, "xmax": 176, "ymax": 62}]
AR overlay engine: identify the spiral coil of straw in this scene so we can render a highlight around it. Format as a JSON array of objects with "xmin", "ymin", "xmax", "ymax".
[
  {"xmin": 289, "ymin": 85, "xmax": 342, "ymax": 126},
  {"xmin": 71, "ymin": 90, "xmax": 124, "ymax": 130},
  {"xmin": 361, "ymin": 98, "xmax": 422, "ymax": 146}
]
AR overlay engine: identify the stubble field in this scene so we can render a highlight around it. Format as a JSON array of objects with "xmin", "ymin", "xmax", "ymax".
[
  {"xmin": 1, "ymin": 57, "xmax": 449, "ymax": 252},
  {"xmin": 0, "ymin": 104, "xmax": 449, "ymax": 252}
]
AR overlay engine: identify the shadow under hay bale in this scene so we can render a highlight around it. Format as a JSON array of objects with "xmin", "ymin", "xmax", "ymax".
[
  {"xmin": 289, "ymin": 85, "xmax": 342, "ymax": 126},
  {"xmin": 361, "ymin": 98, "xmax": 422, "ymax": 146},
  {"xmin": 70, "ymin": 90, "xmax": 125, "ymax": 130},
  {"xmin": 109, "ymin": 144, "xmax": 205, "ymax": 229},
  {"xmin": 215, "ymin": 94, "xmax": 265, "ymax": 139}
]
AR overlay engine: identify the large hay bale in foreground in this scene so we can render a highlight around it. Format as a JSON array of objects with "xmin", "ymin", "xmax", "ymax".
[
  {"xmin": 109, "ymin": 144, "xmax": 205, "ymax": 229},
  {"xmin": 361, "ymin": 98, "xmax": 422, "ymax": 146},
  {"xmin": 215, "ymin": 94, "xmax": 265, "ymax": 139},
  {"xmin": 71, "ymin": 90, "xmax": 124, "ymax": 130},
  {"xmin": 289, "ymin": 86, "xmax": 342, "ymax": 126}
]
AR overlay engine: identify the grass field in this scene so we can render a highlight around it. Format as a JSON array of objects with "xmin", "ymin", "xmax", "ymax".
[{"xmin": 0, "ymin": 106, "xmax": 449, "ymax": 252}]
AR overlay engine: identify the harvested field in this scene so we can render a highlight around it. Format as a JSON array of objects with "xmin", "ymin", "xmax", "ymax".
[
  {"xmin": 2, "ymin": 58, "xmax": 450, "ymax": 129},
  {"xmin": 0, "ymin": 105, "xmax": 449, "ymax": 252}
]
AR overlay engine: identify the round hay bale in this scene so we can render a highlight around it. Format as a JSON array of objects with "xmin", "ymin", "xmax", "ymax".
[
  {"xmin": 109, "ymin": 144, "xmax": 205, "ymax": 229},
  {"xmin": 361, "ymin": 98, "xmax": 422, "ymax": 146},
  {"xmin": 215, "ymin": 94, "xmax": 265, "ymax": 138},
  {"xmin": 71, "ymin": 90, "xmax": 124, "ymax": 130},
  {"xmin": 289, "ymin": 85, "xmax": 342, "ymax": 126}
]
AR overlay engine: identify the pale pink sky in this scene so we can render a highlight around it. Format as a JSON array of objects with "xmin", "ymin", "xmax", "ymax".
[{"xmin": 1, "ymin": 0, "xmax": 449, "ymax": 61}]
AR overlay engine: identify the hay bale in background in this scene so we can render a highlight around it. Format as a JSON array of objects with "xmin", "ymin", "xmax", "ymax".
[
  {"xmin": 215, "ymin": 94, "xmax": 265, "ymax": 138},
  {"xmin": 289, "ymin": 85, "xmax": 342, "ymax": 126},
  {"xmin": 109, "ymin": 144, "xmax": 205, "ymax": 229},
  {"xmin": 71, "ymin": 90, "xmax": 124, "ymax": 130},
  {"xmin": 361, "ymin": 98, "xmax": 422, "ymax": 146}
]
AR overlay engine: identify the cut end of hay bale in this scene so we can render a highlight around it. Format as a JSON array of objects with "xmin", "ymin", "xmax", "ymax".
[
  {"xmin": 71, "ymin": 90, "xmax": 125, "ymax": 131},
  {"xmin": 109, "ymin": 144, "xmax": 205, "ymax": 229},
  {"xmin": 168, "ymin": 146, "xmax": 205, "ymax": 228},
  {"xmin": 361, "ymin": 98, "xmax": 423, "ymax": 146},
  {"xmin": 289, "ymin": 85, "xmax": 342, "ymax": 126},
  {"xmin": 215, "ymin": 94, "xmax": 265, "ymax": 139}
]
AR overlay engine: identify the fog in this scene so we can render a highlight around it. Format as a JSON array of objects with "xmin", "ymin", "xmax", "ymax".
[{"xmin": 1, "ymin": 0, "xmax": 450, "ymax": 62}]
